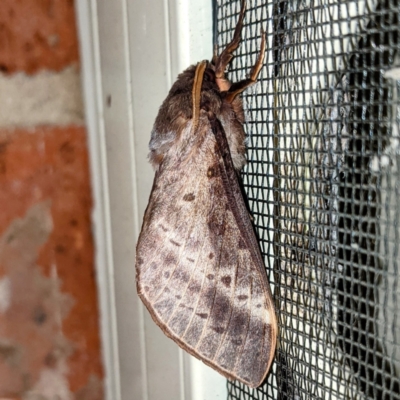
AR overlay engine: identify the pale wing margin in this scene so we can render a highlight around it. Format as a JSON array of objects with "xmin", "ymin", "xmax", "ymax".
[{"xmin": 136, "ymin": 116, "xmax": 277, "ymax": 388}]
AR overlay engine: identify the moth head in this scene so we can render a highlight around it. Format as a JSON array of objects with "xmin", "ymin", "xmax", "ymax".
[
  {"xmin": 149, "ymin": 62, "xmax": 222, "ymax": 162},
  {"xmin": 149, "ymin": 0, "xmax": 265, "ymax": 171},
  {"xmin": 209, "ymin": 53, "xmax": 233, "ymax": 93}
]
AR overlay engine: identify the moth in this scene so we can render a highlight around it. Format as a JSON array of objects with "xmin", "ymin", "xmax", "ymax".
[{"xmin": 135, "ymin": 0, "xmax": 277, "ymax": 388}]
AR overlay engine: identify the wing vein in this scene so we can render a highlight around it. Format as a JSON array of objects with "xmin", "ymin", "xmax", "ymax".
[
  {"xmin": 193, "ymin": 209, "xmax": 227, "ymax": 351},
  {"xmin": 152, "ymin": 180, "xmax": 203, "ymax": 304},
  {"xmin": 180, "ymin": 241, "xmax": 211, "ymax": 342},
  {"xmin": 165, "ymin": 235, "xmax": 207, "ymax": 325},
  {"xmin": 233, "ymin": 275, "xmax": 253, "ymax": 375},
  {"xmin": 211, "ymin": 249, "xmax": 239, "ymax": 361}
]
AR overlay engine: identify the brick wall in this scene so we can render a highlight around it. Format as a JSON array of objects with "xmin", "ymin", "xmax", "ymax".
[{"xmin": 0, "ymin": 1, "xmax": 104, "ymax": 399}]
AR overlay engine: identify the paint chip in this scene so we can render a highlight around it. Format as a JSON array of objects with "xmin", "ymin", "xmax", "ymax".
[
  {"xmin": 25, "ymin": 366, "xmax": 73, "ymax": 400},
  {"xmin": 0, "ymin": 66, "xmax": 84, "ymax": 129},
  {"xmin": 0, "ymin": 277, "xmax": 11, "ymax": 313}
]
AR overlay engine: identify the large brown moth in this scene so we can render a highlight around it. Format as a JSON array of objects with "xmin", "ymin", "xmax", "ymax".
[{"xmin": 135, "ymin": 0, "xmax": 277, "ymax": 388}]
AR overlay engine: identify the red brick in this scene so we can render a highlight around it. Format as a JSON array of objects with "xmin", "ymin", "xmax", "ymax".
[
  {"xmin": 0, "ymin": 0, "xmax": 80, "ymax": 74},
  {"xmin": 0, "ymin": 127, "xmax": 103, "ymax": 397}
]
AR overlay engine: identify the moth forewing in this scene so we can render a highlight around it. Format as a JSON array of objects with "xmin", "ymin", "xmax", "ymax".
[{"xmin": 135, "ymin": 0, "xmax": 277, "ymax": 388}]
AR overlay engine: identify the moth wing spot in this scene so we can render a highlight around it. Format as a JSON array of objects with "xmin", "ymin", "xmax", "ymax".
[
  {"xmin": 206, "ymin": 274, "xmax": 214, "ymax": 280},
  {"xmin": 207, "ymin": 166, "xmax": 217, "ymax": 178},
  {"xmin": 183, "ymin": 193, "xmax": 195, "ymax": 202},
  {"xmin": 209, "ymin": 253, "xmax": 214, "ymax": 259},
  {"xmin": 221, "ymin": 275, "xmax": 231, "ymax": 288},
  {"xmin": 196, "ymin": 313, "xmax": 208, "ymax": 319},
  {"xmin": 212, "ymin": 326, "xmax": 224, "ymax": 334},
  {"xmin": 256, "ymin": 304, "xmax": 262, "ymax": 308},
  {"xmin": 170, "ymin": 239, "xmax": 181, "ymax": 247},
  {"xmin": 187, "ymin": 257, "xmax": 195, "ymax": 263},
  {"xmin": 165, "ymin": 254, "xmax": 177, "ymax": 265},
  {"xmin": 159, "ymin": 224, "xmax": 169, "ymax": 232},
  {"xmin": 232, "ymin": 339, "xmax": 243, "ymax": 346},
  {"xmin": 175, "ymin": 295, "xmax": 182, "ymax": 299},
  {"xmin": 177, "ymin": 270, "xmax": 190, "ymax": 283},
  {"xmin": 208, "ymin": 220, "xmax": 224, "ymax": 236},
  {"xmin": 190, "ymin": 283, "xmax": 201, "ymax": 293},
  {"xmin": 237, "ymin": 295, "xmax": 248, "ymax": 300},
  {"xmin": 238, "ymin": 237, "xmax": 246, "ymax": 249},
  {"xmin": 137, "ymin": 256, "xmax": 144, "ymax": 266},
  {"xmin": 179, "ymin": 304, "xmax": 193, "ymax": 311}
]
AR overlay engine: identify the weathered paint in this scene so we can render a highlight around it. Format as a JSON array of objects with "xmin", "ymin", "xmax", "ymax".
[
  {"xmin": 0, "ymin": 66, "xmax": 84, "ymax": 129},
  {"xmin": 0, "ymin": 276, "xmax": 11, "ymax": 313}
]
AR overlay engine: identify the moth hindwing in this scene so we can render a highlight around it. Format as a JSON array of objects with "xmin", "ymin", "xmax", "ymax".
[{"xmin": 135, "ymin": 0, "xmax": 277, "ymax": 388}]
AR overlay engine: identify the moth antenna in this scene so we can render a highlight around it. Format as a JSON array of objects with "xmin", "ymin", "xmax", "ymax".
[
  {"xmin": 214, "ymin": 0, "xmax": 246, "ymax": 79},
  {"xmin": 212, "ymin": 44, "xmax": 218, "ymax": 65},
  {"xmin": 192, "ymin": 61, "xmax": 207, "ymax": 133},
  {"xmin": 224, "ymin": 28, "xmax": 266, "ymax": 103}
]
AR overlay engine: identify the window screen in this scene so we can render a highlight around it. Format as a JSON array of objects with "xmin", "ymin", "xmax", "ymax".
[{"xmin": 213, "ymin": 0, "xmax": 400, "ymax": 398}]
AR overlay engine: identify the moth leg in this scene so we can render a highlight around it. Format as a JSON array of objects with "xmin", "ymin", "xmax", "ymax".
[
  {"xmin": 212, "ymin": 44, "xmax": 218, "ymax": 66},
  {"xmin": 214, "ymin": 0, "xmax": 246, "ymax": 79},
  {"xmin": 224, "ymin": 29, "xmax": 266, "ymax": 104}
]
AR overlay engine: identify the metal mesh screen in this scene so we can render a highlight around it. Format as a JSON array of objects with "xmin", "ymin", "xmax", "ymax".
[{"xmin": 213, "ymin": 0, "xmax": 400, "ymax": 398}]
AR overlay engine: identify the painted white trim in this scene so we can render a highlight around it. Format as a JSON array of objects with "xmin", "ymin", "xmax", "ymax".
[
  {"xmin": 74, "ymin": 2, "xmax": 121, "ymax": 400},
  {"xmin": 120, "ymin": 0, "xmax": 149, "ymax": 398}
]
